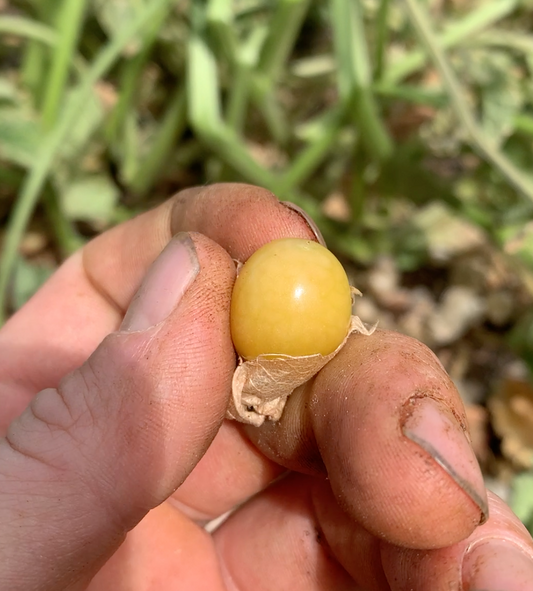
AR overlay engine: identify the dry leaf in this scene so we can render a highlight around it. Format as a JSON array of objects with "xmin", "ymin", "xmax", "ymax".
[
  {"xmin": 226, "ymin": 316, "xmax": 375, "ymax": 427},
  {"xmin": 489, "ymin": 379, "xmax": 533, "ymax": 469}
]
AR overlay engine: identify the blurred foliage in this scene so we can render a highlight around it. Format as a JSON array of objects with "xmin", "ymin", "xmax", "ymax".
[
  {"xmin": 1, "ymin": 0, "xmax": 533, "ymax": 308},
  {"xmin": 3, "ymin": 0, "xmax": 533, "ymax": 525}
]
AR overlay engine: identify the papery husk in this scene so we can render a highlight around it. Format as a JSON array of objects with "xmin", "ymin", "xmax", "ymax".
[{"xmin": 226, "ymin": 315, "xmax": 376, "ymax": 427}]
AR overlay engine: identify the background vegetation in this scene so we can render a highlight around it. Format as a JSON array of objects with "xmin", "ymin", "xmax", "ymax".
[{"xmin": 2, "ymin": 0, "xmax": 533, "ymax": 530}]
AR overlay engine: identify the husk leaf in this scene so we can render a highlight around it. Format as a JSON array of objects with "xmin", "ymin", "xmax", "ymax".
[{"xmin": 226, "ymin": 315, "xmax": 375, "ymax": 426}]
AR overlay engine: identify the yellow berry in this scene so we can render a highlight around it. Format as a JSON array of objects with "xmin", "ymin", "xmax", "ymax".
[{"xmin": 230, "ymin": 238, "xmax": 352, "ymax": 359}]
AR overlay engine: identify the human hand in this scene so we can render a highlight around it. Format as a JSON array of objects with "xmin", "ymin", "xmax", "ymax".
[{"xmin": 1, "ymin": 184, "xmax": 532, "ymax": 590}]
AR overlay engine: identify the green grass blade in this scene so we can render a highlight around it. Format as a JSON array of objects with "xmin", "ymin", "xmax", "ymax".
[
  {"xmin": 0, "ymin": 16, "xmax": 57, "ymax": 45},
  {"xmin": 225, "ymin": 62, "xmax": 252, "ymax": 132},
  {"xmin": 251, "ymin": 81, "xmax": 289, "ymax": 144},
  {"xmin": 119, "ymin": 111, "xmax": 141, "ymax": 186},
  {"xmin": 277, "ymin": 107, "xmax": 345, "ymax": 193},
  {"xmin": 386, "ymin": 0, "xmax": 518, "ymax": 84},
  {"xmin": 187, "ymin": 33, "xmax": 223, "ymax": 131},
  {"xmin": 41, "ymin": 0, "xmax": 88, "ymax": 128},
  {"xmin": 105, "ymin": 2, "xmax": 171, "ymax": 144},
  {"xmin": 258, "ymin": 0, "xmax": 312, "ymax": 83},
  {"xmin": 20, "ymin": 41, "xmax": 47, "ymax": 102},
  {"xmin": 19, "ymin": 0, "xmax": 59, "ymax": 101},
  {"xmin": 247, "ymin": 0, "xmax": 311, "ymax": 143},
  {"xmin": 471, "ymin": 29, "xmax": 533, "ymax": 55},
  {"xmin": 0, "ymin": 0, "xmax": 175, "ymax": 324},
  {"xmin": 42, "ymin": 190, "xmax": 85, "ymax": 256},
  {"xmin": 373, "ymin": 0, "xmax": 390, "ymax": 80},
  {"xmin": 330, "ymin": 0, "xmax": 393, "ymax": 161},
  {"xmin": 187, "ymin": 33, "xmax": 280, "ymax": 188},
  {"xmin": 206, "ymin": 0, "xmax": 239, "ymax": 65},
  {"xmin": 130, "ymin": 87, "xmax": 187, "ymax": 196},
  {"xmin": 514, "ymin": 114, "xmax": 533, "ymax": 137},
  {"xmin": 330, "ymin": 0, "xmax": 359, "ymax": 102},
  {"xmin": 204, "ymin": 127, "xmax": 283, "ymax": 189},
  {"xmin": 373, "ymin": 82, "xmax": 447, "ymax": 107}
]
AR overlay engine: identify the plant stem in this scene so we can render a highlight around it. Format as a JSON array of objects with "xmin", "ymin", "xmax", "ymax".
[
  {"xmin": 41, "ymin": 0, "xmax": 88, "ymax": 128},
  {"xmin": 42, "ymin": 189, "xmax": 84, "ymax": 257},
  {"xmin": 374, "ymin": 0, "xmax": 390, "ymax": 80},
  {"xmin": 258, "ymin": 0, "xmax": 312, "ymax": 84},
  {"xmin": 331, "ymin": 0, "xmax": 394, "ymax": 162},
  {"xmin": 0, "ymin": 16, "xmax": 56, "ymax": 45},
  {"xmin": 277, "ymin": 107, "xmax": 345, "ymax": 193},
  {"xmin": 130, "ymin": 87, "xmax": 188, "ymax": 196},
  {"xmin": 402, "ymin": 0, "xmax": 533, "ymax": 203},
  {"xmin": 105, "ymin": 3, "xmax": 170, "ymax": 144}
]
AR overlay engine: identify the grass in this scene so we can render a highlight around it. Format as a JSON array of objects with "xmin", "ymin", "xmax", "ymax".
[{"xmin": 2, "ymin": 0, "xmax": 532, "ymax": 310}]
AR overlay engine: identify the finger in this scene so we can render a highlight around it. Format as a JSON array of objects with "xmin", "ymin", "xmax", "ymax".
[
  {"xmin": 87, "ymin": 504, "xmax": 227, "ymax": 591},
  {"xmin": 313, "ymin": 482, "xmax": 533, "ymax": 591},
  {"xmin": 0, "ymin": 233, "xmax": 235, "ymax": 590},
  {"xmin": 0, "ymin": 251, "xmax": 120, "ymax": 427},
  {"xmin": 214, "ymin": 473, "xmax": 360, "ymax": 591},
  {"xmin": 168, "ymin": 419, "xmax": 285, "ymax": 521},
  {"xmin": 86, "ymin": 183, "xmax": 321, "ymax": 313},
  {"xmin": 0, "ymin": 184, "xmax": 316, "ymax": 427},
  {"xmin": 312, "ymin": 479, "xmax": 389, "ymax": 591},
  {"xmin": 244, "ymin": 330, "xmax": 488, "ymax": 549},
  {"xmin": 215, "ymin": 472, "xmax": 533, "ymax": 591},
  {"xmin": 381, "ymin": 491, "xmax": 533, "ymax": 590},
  {"xmin": 217, "ymin": 472, "xmax": 533, "ymax": 591}
]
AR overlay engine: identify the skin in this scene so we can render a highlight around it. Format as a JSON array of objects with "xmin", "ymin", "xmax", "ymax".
[{"xmin": 0, "ymin": 183, "xmax": 532, "ymax": 590}]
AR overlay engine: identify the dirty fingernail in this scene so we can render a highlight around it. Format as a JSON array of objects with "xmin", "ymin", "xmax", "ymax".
[
  {"xmin": 463, "ymin": 540, "xmax": 533, "ymax": 590},
  {"xmin": 280, "ymin": 201, "xmax": 327, "ymax": 247},
  {"xmin": 402, "ymin": 397, "xmax": 488, "ymax": 524},
  {"xmin": 121, "ymin": 233, "xmax": 200, "ymax": 332}
]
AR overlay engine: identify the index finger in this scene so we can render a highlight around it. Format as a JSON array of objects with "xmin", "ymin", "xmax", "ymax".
[
  {"xmin": 0, "ymin": 183, "xmax": 317, "ymax": 428},
  {"xmin": 87, "ymin": 183, "xmax": 322, "ymax": 313},
  {"xmin": 245, "ymin": 329, "xmax": 489, "ymax": 549}
]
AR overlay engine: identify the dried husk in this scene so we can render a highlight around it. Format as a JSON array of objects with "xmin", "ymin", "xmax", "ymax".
[{"xmin": 226, "ymin": 315, "xmax": 375, "ymax": 427}]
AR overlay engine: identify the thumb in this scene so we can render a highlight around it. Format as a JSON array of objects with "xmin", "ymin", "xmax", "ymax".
[{"xmin": 0, "ymin": 233, "xmax": 236, "ymax": 591}]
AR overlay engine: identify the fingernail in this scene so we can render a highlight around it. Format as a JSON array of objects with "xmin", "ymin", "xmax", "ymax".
[
  {"xmin": 402, "ymin": 397, "xmax": 488, "ymax": 524},
  {"xmin": 280, "ymin": 201, "xmax": 327, "ymax": 247},
  {"xmin": 463, "ymin": 540, "xmax": 533, "ymax": 590},
  {"xmin": 121, "ymin": 233, "xmax": 200, "ymax": 332}
]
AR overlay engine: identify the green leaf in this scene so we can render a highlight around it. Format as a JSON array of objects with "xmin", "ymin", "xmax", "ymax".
[
  {"xmin": 41, "ymin": 0, "xmax": 89, "ymax": 128},
  {"xmin": 0, "ymin": 15, "xmax": 57, "ymax": 46},
  {"xmin": 93, "ymin": 0, "xmax": 146, "ymax": 53},
  {"xmin": 511, "ymin": 471, "xmax": 533, "ymax": 532},
  {"xmin": 0, "ymin": 106, "xmax": 42, "ymax": 168},
  {"xmin": 0, "ymin": 77, "xmax": 20, "ymax": 103},
  {"xmin": 481, "ymin": 76, "xmax": 523, "ymax": 147},
  {"xmin": 57, "ymin": 86, "xmax": 105, "ymax": 161},
  {"xmin": 60, "ymin": 174, "xmax": 119, "ymax": 224}
]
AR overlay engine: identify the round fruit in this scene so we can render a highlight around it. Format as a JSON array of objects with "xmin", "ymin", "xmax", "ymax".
[{"xmin": 230, "ymin": 238, "xmax": 352, "ymax": 359}]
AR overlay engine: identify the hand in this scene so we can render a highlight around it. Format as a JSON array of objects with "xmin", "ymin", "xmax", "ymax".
[{"xmin": 1, "ymin": 184, "xmax": 532, "ymax": 591}]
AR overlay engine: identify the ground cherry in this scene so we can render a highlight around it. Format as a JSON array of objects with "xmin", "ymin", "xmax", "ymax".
[{"xmin": 230, "ymin": 238, "xmax": 352, "ymax": 359}]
